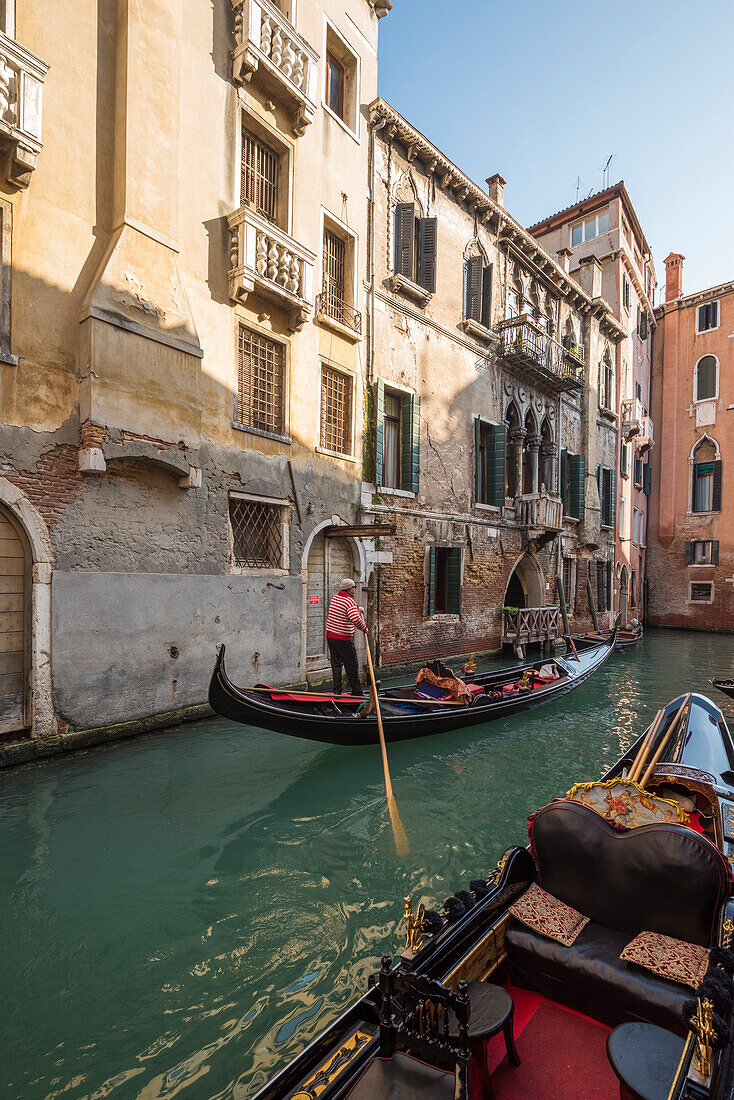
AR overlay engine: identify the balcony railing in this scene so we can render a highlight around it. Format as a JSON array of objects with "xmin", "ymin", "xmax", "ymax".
[
  {"xmin": 0, "ymin": 31, "xmax": 49, "ymax": 188},
  {"xmin": 232, "ymin": 0, "xmax": 319, "ymax": 136},
  {"xmin": 502, "ymin": 606, "xmax": 560, "ymax": 645},
  {"xmin": 517, "ymin": 488, "xmax": 563, "ymax": 533},
  {"xmin": 498, "ymin": 316, "xmax": 584, "ymax": 393},
  {"xmin": 315, "ymin": 291, "xmax": 362, "ymax": 336},
  {"xmin": 228, "ymin": 206, "xmax": 316, "ymax": 332},
  {"xmin": 621, "ymin": 397, "xmax": 642, "ymax": 438}
]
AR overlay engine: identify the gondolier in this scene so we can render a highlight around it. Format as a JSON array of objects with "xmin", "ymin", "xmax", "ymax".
[{"xmin": 326, "ymin": 579, "xmax": 367, "ymax": 696}]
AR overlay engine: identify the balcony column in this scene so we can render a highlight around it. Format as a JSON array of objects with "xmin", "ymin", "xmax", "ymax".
[
  {"xmin": 541, "ymin": 442, "xmax": 558, "ymax": 492},
  {"xmin": 526, "ymin": 433, "xmax": 541, "ymax": 495},
  {"xmin": 508, "ymin": 428, "xmax": 526, "ymax": 499}
]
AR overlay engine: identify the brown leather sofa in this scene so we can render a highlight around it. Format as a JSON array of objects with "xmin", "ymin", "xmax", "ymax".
[{"xmin": 506, "ymin": 800, "xmax": 732, "ymax": 1033}]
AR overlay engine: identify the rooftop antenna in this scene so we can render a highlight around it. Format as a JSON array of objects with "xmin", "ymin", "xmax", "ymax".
[
  {"xmin": 575, "ymin": 175, "xmax": 580, "ymax": 202},
  {"xmin": 603, "ymin": 154, "xmax": 614, "ymax": 189}
]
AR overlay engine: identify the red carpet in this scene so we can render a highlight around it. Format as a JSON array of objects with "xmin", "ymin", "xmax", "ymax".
[{"xmin": 475, "ymin": 994, "xmax": 619, "ymax": 1099}]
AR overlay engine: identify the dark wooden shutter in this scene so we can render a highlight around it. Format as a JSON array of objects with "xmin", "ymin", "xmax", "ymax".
[
  {"xmin": 474, "ymin": 417, "xmax": 483, "ymax": 502},
  {"xmin": 465, "ymin": 257, "xmax": 482, "ymax": 321},
  {"xmin": 685, "ymin": 541, "xmax": 694, "ymax": 565},
  {"xmin": 620, "ymin": 442, "xmax": 628, "ymax": 477},
  {"xmin": 401, "ymin": 393, "xmax": 420, "ymax": 493},
  {"xmin": 569, "ymin": 454, "xmax": 585, "ymax": 520},
  {"xmin": 446, "ymin": 548, "xmax": 462, "ymax": 615},
  {"xmin": 394, "ymin": 203, "xmax": 415, "ymax": 278},
  {"xmin": 634, "ymin": 455, "xmax": 643, "ymax": 486},
  {"xmin": 713, "ymin": 460, "xmax": 722, "ymax": 511},
  {"xmin": 712, "ymin": 540, "xmax": 720, "ymax": 565},
  {"xmin": 596, "ymin": 465, "xmax": 602, "ymax": 515},
  {"xmin": 643, "ymin": 464, "xmax": 651, "ymax": 496},
  {"xmin": 427, "ymin": 546, "xmax": 436, "ymax": 617},
  {"xmin": 485, "ymin": 424, "xmax": 507, "ymax": 507},
  {"xmin": 374, "ymin": 379, "xmax": 385, "ymax": 487},
  {"xmin": 607, "ymin": 468, "xmax": 616, "ymax": 527},
  {"xmin": 481, "ymin": 264, "xmax": 493, "ymax": 328},
  {"xmin": 712, "ymin": 302, "xmax": 719, "ymax": 328},
  {"xmin": 560, "ymin": 449, "xmax": 568, "ymax": 514},
  {"xmin": 417, "ymin": 217, "xmax": 437, "ymax": 292},
  {"xmin": 639, "ymin": 310, "xmax": 648, "ymax": 340}
]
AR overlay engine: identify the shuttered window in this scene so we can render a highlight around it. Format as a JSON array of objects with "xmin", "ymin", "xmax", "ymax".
[
  {"xmin": 597, "ymin": 466, "xmax": 615, "ymax": 528},
  {"xmin": 394, "ymin": 203, "xmax": 416, "ymax": 279},
  {"xmin": 320, "ymin": 366, "xmax": 352, "ymax": 455},
  {"xmin": 693, "ymin": 460, "xmax": 722, "ymax": 513},
  {"xmin": 401, "ymin": 392, "xmax": 421, "ymax": 492},
  {"xmin": 236, "ymin": 326, "xmax": 284, "ymax": 434},
  {"xmin": 697, "ymin": 301, "xmax": 719, "ymax": 333},
  {"xmin": 417, "ymin": 217, "xmax": 438, "ymax": 292},
  {"xmin": 695, "ymin": 356, "xmax": 717, "ymax": 401},
  {"xmin": 686, "ymin": 540, "xmax": 719, "ymax": 565},
  {"xmin": 597, "ymin": 559, "xmax": 609, "ymax": 612},
  {"xmin": 475, "ymin": 419, "xmax": 506, "ymax": 507},
  {"xmin": 464, "ymin": 260, "xmax": 493, "ymax": 328},
  {"xmin": 241, "ymin": 130, "xmax": 279, "ymax": 221},
  {"xmin": 562, "ymin": 555, "xmax": 573, "ymax": 610},
  {"xmin": 620, "ymin": 442, "xmax": 629, "ymax": 478},
  {"xmin": 394, "ymin": 203, "xmax": 437, "ymax": 293},
  {"xmin": 428, "ymin": 547, "xmax": 462, "ymax": 616},
  {"xmin": 562, "ymin": 452, "xmax": 585, "ymax": 520},
  {"xmin": 374, "ymin": 381, "xmax": 420, "ymax": 493},
  {"xmin": 643, "ymin": 463, "xmax": 652, "ymax": 496},
  {"xmin": 639, "ymin": 309, "xmax": 648, "ymax": 340}
]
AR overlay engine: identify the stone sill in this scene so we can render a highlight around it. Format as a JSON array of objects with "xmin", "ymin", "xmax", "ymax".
[
  {"xmin": 427, "ymin": 614, "xmax": 461, "ymax": 623},
  {"xmin": 315, "ymin": 310, "xmax": 362, "ymax": 342},
  {"xmin": 228, "ymin": 566, "xmax": 289, "ymax": 577},
  {"xmin": 460, "ymin": 317, "xmax": 496, "ymax": 344},
  {"xmin": 232, "ymin": 421, "xmax": 292, "ymax": 445},
  {"xmin": 0, "ymin": 349, "xmax": 19, "ymax": 366},
  {"xmin": 387, "ymin": 273, "xmax": 432, "ymax": 307},
  {"xmin": 315, "ymin": 446, "xmax": 358, "ymax": 464},
  {"xmin": 378, "ymin": 485, "xmax": 416, "ymax": 499},
  {"xmin": 475, "ymin": 502, "xmax": 501, "ymax": 514}
]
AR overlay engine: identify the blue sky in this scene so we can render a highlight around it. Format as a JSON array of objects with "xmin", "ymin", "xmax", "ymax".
[{"xmin": 377, "ymin": 0, "xmax": 733, "ymax": 299}]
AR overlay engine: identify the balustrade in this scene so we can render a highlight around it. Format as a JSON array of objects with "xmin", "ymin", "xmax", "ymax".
[
  {"xmin": 0, "ymin": 31, "xmax": 48, "ymax": 188},
  {"xmin": 498, "ymin": 316, "xmax": 584, "ymax": 393},
  {"xmin": 517, "ymin": 488, "xmax": 563, "ymax": 532},
  {"xmin": 502, "ymin": 606, "xmax": 560, "ymax": 645},
  {"xmin": 228, "ymin": 206, "xmax": 315, "ymax": 332}
]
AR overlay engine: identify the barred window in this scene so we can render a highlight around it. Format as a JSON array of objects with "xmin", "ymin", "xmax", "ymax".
[
  {"xmin": 320, "ymin": 365, "xmax": 352, "ymax": 455},
  {"xmin": 562, "ymin": 555, "xmax": 573, "ymax": 609},
  {"xmin": 596, "ymin": 559, "xmax": 609, "ymax": 613},
  {"xmin": 690, "ymin": 582, "xmax": 713, "ymax": 603},
  {"xmin": 229, "ymin": 497, "xmax": 284, "ymax": 569},
  {"xmin": 236, "ymin": 327, "xmax": 284, "ymax": 435},
  {"xmin": 241, "ymin": 130, "xmax": 279, "ymax": 221},
  {"xmin": 323, "ymin": 228, "xmax": 346, "ymax": 318}
]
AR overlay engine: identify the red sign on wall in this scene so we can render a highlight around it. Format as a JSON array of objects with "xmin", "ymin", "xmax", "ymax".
[{"xmin": 308, "ymin": 595, "xmax": 319, "ymax": 606}]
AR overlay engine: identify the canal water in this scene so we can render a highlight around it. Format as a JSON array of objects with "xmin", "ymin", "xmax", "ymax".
[{"xmin": 3, "ymin": 628, "xmax": 734, "ymax": 1100}]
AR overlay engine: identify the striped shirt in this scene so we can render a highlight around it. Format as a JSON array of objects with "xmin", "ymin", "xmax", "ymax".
[{"xmin": 326, "ymin": 591, "xmax": 367, "ymax": 640}]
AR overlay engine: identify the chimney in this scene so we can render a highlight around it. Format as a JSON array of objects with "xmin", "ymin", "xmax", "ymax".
[
  {"xmin": 557, "ymin": 247, "xmax": 572, "ymax": 274},
  {"xmin": 577, "ymin": 255, "xmax": 603, "ymax": 299},
  {"xmin": 664, "ymin": 253, "xmax": 684, "ymax": 302},
  {"xmin": 486, "ymin": 173, "xmax": 506, "ymax": 207}
]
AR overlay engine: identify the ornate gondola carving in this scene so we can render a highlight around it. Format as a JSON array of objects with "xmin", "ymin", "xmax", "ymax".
[
  {"xmin": 691, "ymin": 998, "xmax": 715, "ymax": 1077},
  {"xmin": 404, "ymin": 895, "xmax": 426, "ymax": 953},
  {"xmin": 292, "ymin": 1031, "xmax": 372, "ymax": 1099}
]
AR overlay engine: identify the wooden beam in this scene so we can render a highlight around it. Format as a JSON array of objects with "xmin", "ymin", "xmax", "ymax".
[{"xmin": 325, "ymin": 524, "xmax": 397, "ymax": 538}]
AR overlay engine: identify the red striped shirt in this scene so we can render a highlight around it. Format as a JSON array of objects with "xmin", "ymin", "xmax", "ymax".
[{"xmin": 326, "ymin": 591, "xmax": 367, "ymax": 640}]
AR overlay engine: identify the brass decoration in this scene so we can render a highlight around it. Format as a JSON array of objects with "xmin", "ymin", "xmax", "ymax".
[
  {"xmin": 517, "ymin": 671, "xmax": 533, "ymax": 690},
  {"xmin": 723, "ymin": 917, "xmax": 734, "ymax": 949},
  {"xmin": 293, "ymin": 1030, "xmax": 372, "ymax": 1099},
  {"xmin": 403, "ymin": 894, "xmax": 426, "ymax": 953},
  {"xmin": 691, "ymin": 998, "xmax": 715, "ymax": 1078},
  {"xmin": 490, "ymin": 848, "xmax": 512, "ymax": 883}
]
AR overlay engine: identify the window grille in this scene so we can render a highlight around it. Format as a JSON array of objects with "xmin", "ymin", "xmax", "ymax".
[
  {"xmin": 241, "ymin": 130, "xmax": 279, "ymax": 221},
  {"xmin": 320, "ymin": 365, "xmax": 352, "ymax": 454},
  {"xmin": 236, "ymin": 327, "xmax": 284, "ymax": 435},
  {"xmin": 562, "ymin": 555, "xmax": 573, "ymax": 609},
  {"xmin": 229, "ymin": 498, "xmax": 283, "ymax": 569},
  {"xmin": 323, "ymin": 229, "xmax": 346, "ymax": 319},
  {"xmin": 690, "ymin": 582, "xmax": 713, "ymax": 603}
]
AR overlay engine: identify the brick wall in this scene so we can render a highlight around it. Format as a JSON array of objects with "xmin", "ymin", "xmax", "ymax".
[{"xmin": 648, "ymin": 538, "xmax": 734, "ymax": 631}]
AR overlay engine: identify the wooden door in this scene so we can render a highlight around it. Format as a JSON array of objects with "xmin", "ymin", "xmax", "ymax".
[
  {"xmin": 0, "ymin": 505, "xmax": 30, "ymax": 734},
  {"xmin": 306, "ymin": 534, "xmax": 354, "ymax": 662}
]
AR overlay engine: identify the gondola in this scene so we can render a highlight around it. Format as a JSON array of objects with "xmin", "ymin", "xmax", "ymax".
[
  {"xmin": 208, "ymin": 626, "xmax": 618, "ymax": 746},
  {"xmin": 574, "ymin": 621, "xmax": 643, "ymax": 651},
  {"xmin": 711, "ymin": 677, "xmax": 734, "ymax": 702},
  {"xmin": 251, "ymin": 692, "xmax": 734, "ymax": 1099}
]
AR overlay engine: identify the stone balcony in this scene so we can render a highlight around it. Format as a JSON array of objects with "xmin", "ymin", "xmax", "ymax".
[
  {"xmin": 228, "ymin": 206, "xmax": 315, "ymax": 332},
  {"xmin": 498, "ymin": 316, "xmax": 584, "ymax": 394},
  {"xmin": 621, "ymin": 398, "xmax": 653, "ymax": 451},
  {"xmin": 517, "ymin": 488, "xmax": 563, "ymax": 536},
  {"xmin": 232, "ymin": 0, "xmax": 319, "ymax": 136},
  {"xmin": 0, "ymin": 31, "xmax": 49, "ymax": 188}
]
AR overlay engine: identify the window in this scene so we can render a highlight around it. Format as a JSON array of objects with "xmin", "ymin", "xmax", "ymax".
[
  {"xmin": 636, "ymin": 381, "xmax": 642, "ymax": 402},
  {"xmin": 632, "ymin": 507, "xmax": 639, "ymax": 545},
  {"xmin": 241, "ymin": 129, "xmax": 279, "ymax": 221},
  {"xmin": 236, "ymin": 327, "xmax": 285, "ymax": 436},
  {"xmin": 597, "ymin": 559, "xmax": 609, "ymax": 613},
  {"xmin": 690, "ymin": 582, "xmax": 714, "ymax": 604},
  {"xmin": 634, "ymin": 455, "xmax": 643, "ymax": 488},
  {"xmin": 697, "ymin": 301, "xmax": 719, "ymax": 333},
  {"xmin": 428, "ymin": 546, "xmax": 462, "ymax": 616},
  {"xmin": 619, "ymin": 497, "xmax": 626, "ymax": 539},
  {"xmin": 639, "ymin": 510, "xmax": 644, "ymax": 546},
  {"xmin": 475, "ymin": 419, "xmax": 506, "ymax": 506},
  {"xmin": 323, "ymin": 22, "xmax": 359, "ymax": 133},
  {"xmin": 463, "ymin": 257, "xmax": 493, "ymax": 329},
  {"xmin": 229, "ymin": 496, "xmax": 286, "ymax": 570},
  {"xmin": 560, "ymin": 450, "xmax": 585, "ymax": 520},
  {"xmin": 686, "ymin": 540, "xmax": 719, "ymax": 566},
  {"xmin": 394, "ymin": 202, "xmax": 437, "ymax": 293},
  {"xmin": 630, "ymin": 569, "xmax": 637, "ymax": 607},
  {"xmin": 692, "ymin": 440, "xmax": 722, "ymax": 513},
  {"xmin": 695, "ymin": 355, "xmax": 717, "ymax": 402},
  {"xmin": 620, "ymin": 442, "xmax": 629, "ymax": 478},
  {"xmin": 320, "ymin": 365, "xmax": 352, "ymax": 455},
  {"xmin": 599, "ymin": 359, "xmax": 614, "ymax": 412},
  {"xmin": 562, "ymin": 555, "xmax": 573, "ymax": 610},
  {"xmin": 507, "ymin": 288, "xmax": 520, "ymax": 318},
  {"xmin": 597, "ymin": 465, "xmax": 615, "ymax": 528},
  {"xmin": 622, "ymin": 275, "xmax": 631, "ymax": 312},
  {"xmin": 375, "ymin": 382, "xmax": 420, "ymax": 492},
  {"xmin": 571, "ymin": 206, "xmax": 609, "ymax": 245},
  {"xmin": 326, "ymin": 52, "xmax": 344, "ymax": 119},
  {"xmin": 638, "ymin": 309, "xmax": 648, "ymax": 340}
]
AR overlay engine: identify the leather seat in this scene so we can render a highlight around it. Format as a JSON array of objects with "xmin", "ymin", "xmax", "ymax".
[
  {"xmin": 347, "ymin": 1051, "xmax": 455, "ymax": 1098},
  {"xmin": 507, "ymin": 921, "xmax": 690, "ymax": 1035}
]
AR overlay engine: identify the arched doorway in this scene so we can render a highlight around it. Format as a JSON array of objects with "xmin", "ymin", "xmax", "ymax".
[
  {"xmin": 305, "ymin": 530, "xmax": 358, "ymax": 668},
  {"xmin": 504, "ymin": 553, "xmax": 544, "ymax": 610},
  {"xmin": 619, "ymin": 565, "xmax": 629, "ymax": 628},
  {"xmin": 0, "ymin": 503, "xmax": 31, "ymax": 735}
]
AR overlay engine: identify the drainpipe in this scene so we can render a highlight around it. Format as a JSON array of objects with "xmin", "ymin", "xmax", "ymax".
[{"xmin": 367, "ymin": 114, "xmax": 387, "ymax": 388}]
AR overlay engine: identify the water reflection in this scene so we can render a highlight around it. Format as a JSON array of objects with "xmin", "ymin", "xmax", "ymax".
[{"xmin": 2, "ymin": 629, "xmax": 734, "ymax": 1099}]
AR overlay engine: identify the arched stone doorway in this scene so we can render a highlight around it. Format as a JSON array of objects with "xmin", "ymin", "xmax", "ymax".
[
  {"xmin": 302, "ymin": 523, "xmax": 364, "ymax": 679},
  {"xmin": 504, "ymin": 553, "xmax": 544, "ymax": 610},
  {"xmin": 619, "ymin": 565, "xmax": 629, "ymax": 628}
]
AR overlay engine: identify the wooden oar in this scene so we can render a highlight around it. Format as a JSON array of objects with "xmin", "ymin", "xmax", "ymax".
[
  {"xmin": 365, "ymin": 633, "xmax": 409, "ymax": 857},
  {"xmin": 640, "ymin": 694, "xmax": 692, "ymax": 788},
  {"xmin": 627, "ymin": 708, "xmax": 664, "ymax": 783}
]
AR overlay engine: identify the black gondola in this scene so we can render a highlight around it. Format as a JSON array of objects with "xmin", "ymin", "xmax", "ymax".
[
  {"xmin": 208, "ymin": 627, "xmax": 617, "ymax": 745},
  {"xmin": 712, "ymin": 677, "xmax": 734, "ymax": 702},
  {"xmin": 575, "ymin": 621, "xmax": 643, "ymax": 651},
  {"xmin": 250, "ymin": 692, "xmax": 734, "ymax": 1099}
]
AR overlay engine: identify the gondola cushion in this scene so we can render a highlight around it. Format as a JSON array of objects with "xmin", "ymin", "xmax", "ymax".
[
  {"xmin": 528, "ymin": 800, "xmax": 731, "ymax": 947},
  {"xmin": 507, "ymin": 920, "xmax": 691, "ymax": 1035}
]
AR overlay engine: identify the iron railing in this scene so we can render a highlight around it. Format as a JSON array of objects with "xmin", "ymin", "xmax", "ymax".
[
  {"xmin": 498, "ymin": 317, "xmax": 584, "ymax": 392},
  {"xmin": 315, "ymin": 291, "xmax": 362, "ymax": 335}
]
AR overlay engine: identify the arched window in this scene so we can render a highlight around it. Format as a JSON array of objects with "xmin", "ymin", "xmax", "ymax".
[
  {"xmin": 695, "ymin": 355, "xmax": 718, "ymax": 402},
  {"xmin": 692, "ymin": 437, "xmax": 721, "ymax": 513}
]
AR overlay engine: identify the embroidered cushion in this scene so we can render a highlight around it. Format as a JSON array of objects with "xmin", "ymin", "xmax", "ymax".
[
  {"xmin": 620, "ymin": 931, "xmax": 709, "ymax": 988},
  {"xmin": 509, "ymin": 883, "xmax": 589, "ymax": 946}
]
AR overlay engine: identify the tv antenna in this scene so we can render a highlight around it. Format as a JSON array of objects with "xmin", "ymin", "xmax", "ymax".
[
  {"xmin": 575, "ymin": 175, "xmax": 580, "ymax": 202},
  {"xmin": 602, "ymin": 154, "xmax": 614, "ymax": 189}
]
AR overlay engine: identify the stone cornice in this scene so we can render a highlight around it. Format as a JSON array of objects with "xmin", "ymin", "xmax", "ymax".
[
  {"xmin": 654, "ymin": 278, "xmax": 734, "ymax": 319},
  {"xmin": 370, "ymin": 98, "xmax": 625, "ymax": 343}
]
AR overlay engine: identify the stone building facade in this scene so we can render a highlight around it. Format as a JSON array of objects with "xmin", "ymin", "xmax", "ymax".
[
  {"xmin": 0, "ymin": 0, "xmax": 391, "ymax": 745},
  {"xmin": 363, "ymin": 101, "xmax": 625, "ymax": 667},
  {"xmin": 648, "ymin": 256, "xmax": 734, "ymax": 630},
  {"xmin": 528, "ymin": 182, "xmax": 656, "ymax": 626}
]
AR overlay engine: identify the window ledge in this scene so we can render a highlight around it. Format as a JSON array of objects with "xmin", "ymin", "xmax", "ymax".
[
  {"xmin": 378, "ymin": 485, "xmax": 416, "ymax": 499},
  {"xmin": 427, "ymin": 614, "xmax": 461, "ymax": 623},
  {"xmin": 686, "ymin": 510, "xmax": 720, "ymax": 517},
  {"xmin": 232, "ymin": 422, "xmax": 292, "ymax": 445},
  {"xmin": 315, "ymin": 310, "xmax": 362, "ymax": 342},
  {"xmin": 386, "ymin": 273, "xmax": 432, "ymax": 307},
  {"xmin": 0, "ymin": 349, "xmax": 19, "ymax": 367},
  {"xmin": 229, "ymin": 566, "xmax": 290, "ymax": 577},
  {"xmin": 460, "ymin": 318, "xmax": 496, "ymax": 344},
  {"xmin": 599, "ymin": 409, "xmax": 618, "ymax": 425},
  {"xmin": 316, "ymin": 445, "xmax": 358, "ymax": 463},
  {"xmin": 563, "ymin": 515, "xmax": 581, "ymax": 524},
  {"xmin": 475, "ymin": 501, "xmax": 502, "ymax": 513},
  {"xmin": 322, "ymin": 101, "xmax": 360, "ymax": 144},
  {"xmin": 689, "ymin": 563, "xmax": 715, "ymax": 569},
  {"xmin": 600, "ymin": 524, "xmax": 614, "ymax": 531}
]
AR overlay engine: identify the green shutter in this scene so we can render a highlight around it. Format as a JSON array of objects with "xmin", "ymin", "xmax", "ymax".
[
  {"xmin": 474, "ymin": 417, "xmax": 483, "ymax": 502},
  {"xmin": 620, "ymin": 443, "xmax": 628, "ymax": 478},
  {"xmin": 685, "ymin": 541, "xmax": 694, "ymax": 565},
  {"xmin": 465, "ymin": 257, "xmax": 482, "ymax": 321},
  {"xmin": 605, "ymin": 468, "xmax": 616, "ymax": 527},
  {"xmin": 713, "ymin": 540, "xmax": 720, "ymax": 565},
  {"xmin": 481, "ymin": 264, "xmax": 493, "ymax": 329},
  {"xmin": 374, "ymin": 379, "xmax": 385, "ymax": 486},
  {"xmin": 417, "ymin": 217, "xmax": 437, "ymax": 293},
  {"xmin": 596, "ymin": 464, "xmax": 602, "ymax": 514},
  {"xmin": 446, "ymin": 548, "xmax": 462, "ymax": 615},
  {"xmin": 395, "ymin": 203, "xmax": 415, "ymax": 278},
  {"xmin": 643, "ymin": 464, "xmax": 651, "ymax": 496},
  {"xmin": 569, "ymin": 454, "xmax": 585, "ymax": 520},
  {"xmin": 640, "ymin": 310, "xmax": 648, "ymax": 340},
  {"xmin": 561, "ymin": 449, "xmax": 568, "ymax": 514},
  {"xmin": 400, "ymin": 393, "xmax": 420, "ymax": 493},
  {"xmin": 713, "ymin": 460, "xmax": 723, "ymax": 511},
  {"xmin": 486, "ymin": 423, "xmax": 507, "ymax": 507},
  {"xmin": 427, "ymin": 546, "xmax": 436, "ymax": 617}
]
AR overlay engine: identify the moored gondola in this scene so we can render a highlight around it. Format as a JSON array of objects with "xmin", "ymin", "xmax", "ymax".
[
  {"xmin": 574, "ymin": 621, "xmax": 643, "ymax": 651},
  {"xmin": 208, "ymin": 627, "xmax": 617, "ymax": 746},
  {"xmin": 712, "ymin": 677, "xmax": 734, "ymax": 702},
  {"xmin": 251, "ymin": 692, "xmax": 734, "ymax": 1099}
]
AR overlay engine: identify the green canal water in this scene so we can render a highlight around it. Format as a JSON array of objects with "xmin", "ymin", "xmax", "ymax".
[{"xmin": 3, "ymin": 628, "xmax": 734, "ymax": 1100}]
